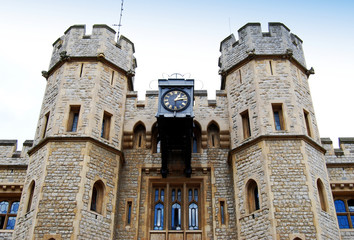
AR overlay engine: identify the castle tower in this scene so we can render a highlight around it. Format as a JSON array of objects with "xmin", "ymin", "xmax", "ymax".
[
  {"xmin": 13, "ymin": 25, "xmax": 136, "ymax": 239},
  {"xmin": 219, "ymin": 23, "xmax": 341, "ymax": 239}
]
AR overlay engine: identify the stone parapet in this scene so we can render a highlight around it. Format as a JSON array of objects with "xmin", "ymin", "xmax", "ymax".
[
  {"xmin": 49, "ymin": 24, "xmax": 136, "ymax": 74},
  {"xmin": 0, "ymin": 139, "xmax": 33, "ymax": 159},
  {"xmin": 219, "ymin": 22, "xmax": 306, "ymax": 75}
]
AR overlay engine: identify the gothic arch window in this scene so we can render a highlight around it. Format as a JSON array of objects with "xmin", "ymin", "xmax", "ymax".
[
  {"xmin": 317, "ymin": 179, "xmax": 328, "ymax": 212},
  {"xmin": 153, "ymin": 188, "xmax": 165, "ymax": 230},
  {"xmin": 26, "ymin": 180, "xmax": 35, "ymax": 213},
  {"xmin": 152, "ymin": 123, "xmax": 161, "ymax": 153},
  {"xmin": 246, "ymin": 179, "xmax": 260, "ymax": 213},
  {"xmin": 192, "ymin": 121, "xmax": 202, "ymax": 153},
  {"xmin": 133, "ymin": 123, "xmax": 146, "ymax": 149},
  {"xmin": 90, "ymin": 180, "xmax": 105, "ymax": 214},
  {"xmin": 207, "ymin": 122, "xmax": 220, "ymax": 148}
]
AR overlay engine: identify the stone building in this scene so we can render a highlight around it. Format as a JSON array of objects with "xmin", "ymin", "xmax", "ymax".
[{"xmin": 0, "ymin": 22, "xmax": 353, "ymax": 240}]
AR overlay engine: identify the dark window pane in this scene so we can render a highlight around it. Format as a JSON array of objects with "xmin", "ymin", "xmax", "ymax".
[
  {"xmin": 90, "ymin": 186, "xmax": 97, "ymax": 211},
  {"xmin": 101, "ymin": 119, "xmax": 106, "ymax": 138},
  {"xmin": 194, "ymin": 189, "xmax": 198, "ymax": 202},
  {"xmin": 348, "ymin": 199, "xmax": 354, "ymax": 212},
  {"xmin": 155, "ymin": 189, "xmax": 159, "ymax": 202},
  {"xmin": 274, "ymin": 112, "xmax": 281, "ymax": 130},
  {"xmin": 127, "ymin": 203, "xmax": 131, "ymax": 224},
  {"xmin": 188, "ymin": 189, "xmax": 192, "ymax": 202},
  {"xmin": 335, "ymin": 200, "xmax": 346, "ymax": 212},
  {"xmin": 254, "ymin": 186, "xmax": 260, "ymax": 210},
  {"xmin": 172, "ymin": 189, "xmax": 175, "ymax": 202},
  {"xmin": 0, "ymin": 201, "xmax": 9, "ymax": 214},
  {"xmin": 6, "ymin": 217, "xmax": 16, "ymax": 230},
  {"xmin": 337, "ymin": 215, "xmax": 350, "ymax": 229},
  {"xmin": 71, "ymin": 113, "xmax": 79, "ymax": 132},
  {"xmin": 10, "ymin": 201, "xmax": 20, "ymax": 214},
  {"xmin": 193, "ymin": 137, "xmax": 197, "ymax": 153},
  {"xmin": 161, "ymin": 189, "xmax": 164, "ymax": 202},
  {"xmin": 171, "ymin": 203, "xmax": 181, "ymax": 230},
  {"xmin": 0, "ymin": 216, "xmax": 5, "ymax": 229},
  {"xmin": 177, "ymin": 189, "xmax": 181, "ymax": 202},
  {"xmin": 221, "ymin": 203, "xmax": 225, "ymax": 224}
]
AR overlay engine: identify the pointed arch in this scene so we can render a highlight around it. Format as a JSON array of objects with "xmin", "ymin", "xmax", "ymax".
[
  {"xmin": 133, "ymin": 122, "xmax": 146, "ymax": 149},
  {"xmin": 90, "ymin": 180, "xmax": 105, "ymax": 214},
  {"xmin": 207, "ymin": 121, "xmax": 220, "ymax": 148}
]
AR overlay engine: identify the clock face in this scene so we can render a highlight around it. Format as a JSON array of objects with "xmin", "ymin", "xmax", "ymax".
[{"xmin": 162, "ymin": 90, "xmax": 190, "ymax": 111}]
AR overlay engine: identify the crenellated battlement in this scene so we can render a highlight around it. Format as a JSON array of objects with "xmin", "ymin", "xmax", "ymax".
[
  {"xmin": 49, "ymin": 24, "xmax": 137, "ymax": 74},
  {"xmin": 0, "ymin": 140, "xmax": 33, "ymax": 160},
  {"xmin": 219, "ymin": 22, "xmax": 306, "ymax": 75},
  {"xmin": 321, "ymin": 137, "xmax": 354, "ymax": 159}
]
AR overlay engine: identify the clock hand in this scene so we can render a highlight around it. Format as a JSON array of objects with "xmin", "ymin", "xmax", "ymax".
[{"xmin": 174, "ymin": 93, "xmax": 181, "ymax": 101}]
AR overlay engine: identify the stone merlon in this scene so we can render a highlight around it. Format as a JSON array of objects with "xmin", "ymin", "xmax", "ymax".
[
  {"xmin": 219, "ymin": 22, "xmax": 306, "ymax": 74},
  {"xmin": 49, "ymin": 24, "xmax": 137, "ymax": 74}
]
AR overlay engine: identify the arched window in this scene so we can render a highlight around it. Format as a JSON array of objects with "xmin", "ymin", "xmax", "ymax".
[
  {"xmin": 192, "ymin": 122, "xmax": 202, "ymax": 153},
  {"xmin": 293, "ymin": 238, "xmax": 302, "ymax": 240},
  {"xmin": 133, "ymin": 123, "xmax": 146, "ymax": 149},
  {"xmin": 246, "ymin": 179, "xmax": 260, "ymax": 213},
  {"xmin": 90, "ymin": 180, "xmax": 105, "ymax": 214},
  {"xmin": 153, "ymin": 188, "xmax": 164, "ymax": 230},
  {"xmin": 317, "ymin": 179, "xmax": 328, "ymax": 212},
  {"xmin": 171, "ymin": 188, "xmax": 182, "ymax": 230},
  {"xmin": 26, "ymin": 180, "xmax": 35, "ymax": 213},
  {"xmin": 152, "ymin": 123, "xmax": 161, "ymax": 153},
  {"xmin": 207, "ymin": 122, "xmax": 220, "ymax": 148},
  {"xmin": 188, "ymin": 188, "xmax": 199, "ymax": 230}
]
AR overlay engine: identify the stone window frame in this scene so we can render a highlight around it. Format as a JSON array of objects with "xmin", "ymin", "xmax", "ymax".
[
  {"xmin": 303, "ymin": 109, "xmax": 313, "ymax": 137},
  {"xmin": 207, "ymin": 121, "xmax": 220, "ymax": 148},
  {"xmin": 41, "ymin": 111, "xmax": 50, "ymax": 139},
  {"xmin": 149, "ymin": 179, "xmax": 203, "ymax": 232},
  {"xmin": 66, "ymin": 105, "xmax": 81, "ymax": 132},
  {"xmin": 218, "ymin": 198, "xmax": 228, "ymax": 227},
  {"xmin": 245, "ymin": 179, "xmax": 261, "ymax": 214},
  {"xmin": 240, "ymin": 109, "xmax": 251, "ymax": 139},
  {"xmin": 26, "ymin": 180, "xmax": 35, "ymax": 213},
  {"xmin": 101, "ymin": 111, "xmax": 112, "ymax": 140},
  {"xmin": 316, "ymin": 178, "xmax": 328, "ymax": 212},
  {"xmin": 192, "ymin": 121, "xmax": 202, "ymax": 153},
  {"xmin": 271, "ymin": 103, "xmax": 286, "ymax": 131},
  {"xmin": 89, "ymin": 180, "xmax": 106, "ymax": 215},
  {"xmin": 133, "ymin": 122, "xmax": 146, "ymax": 149}
]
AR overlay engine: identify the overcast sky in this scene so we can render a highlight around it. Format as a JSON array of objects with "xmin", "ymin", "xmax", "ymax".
[{"xmin": 0, "ymin": 0, "xmax": 353, "ymax": 149}]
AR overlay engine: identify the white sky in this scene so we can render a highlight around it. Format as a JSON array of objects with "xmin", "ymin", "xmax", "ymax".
[{"xmin": 0, "ymin": 0, "xmax": 353, "ymax": 149}]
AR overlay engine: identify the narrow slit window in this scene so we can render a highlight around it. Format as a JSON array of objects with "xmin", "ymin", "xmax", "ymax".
[
  {"xmin": 42, "ymin": 112, "xmax": 50, "ymax": 138},
  {"xmin": 127, "ymin": 201, "xmax": 132, "ymax": 225},
  {"xmin": 220, "ymin": 201, "xmax": 225, "ymax": 225},
  {"xmin": 101, "ymin": 111, "xmax": 112, "ymax": 139},
  {"xmin": 304, "ymin": 110, "xmax": 312, "ymax": 137},
  {"xmin": 239, "ymin": 69, "xmax": 242, "ymax": 84},
  {"xmin": 133, "ymin": 124, "xmax": 146, "ymax": 149},
  {"xmin": 67, "ymin": 106, "xmax": 80, "ymax": 132},
  {"xmin": 111, "ymin": 71, "xmax": 114, "ymax": 85},
  {"xmin": 269, "ymin": 61, "xmax": 273, "ymax": 75},
  {"xmin": 317, "ymin": 179, "xmax": 328, "ymax": 212},
  {"xmin": 90, "ymin": 180, "xmax": 105, "ymax": 214},
  {"xmin": 241, "ymin": 110, "xmax": 251, "ymax": 139},
  {"xmin": 272, "ymin": 104, "xmax": 284, "ymax": 131},
  {"xmin": 207, "ymin": 123, "xmax": 220, "ymax": 148},
  {"xmin": 26, "ymin": 181, "xmax": 35, "ymax": 213},
  {"xmin": 80, "ymin": 63, "xmax": 84, "ymax": 77}
]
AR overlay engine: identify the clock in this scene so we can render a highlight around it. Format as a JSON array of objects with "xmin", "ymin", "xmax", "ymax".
[{"xmin": 162, "ymin": 89, "xmax": 190, "ymax": 111}]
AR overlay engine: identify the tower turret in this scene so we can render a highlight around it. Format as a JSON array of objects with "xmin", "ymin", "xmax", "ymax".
[
  {"xmin": 13, "ymin": 25, "xmax": 136, "ymax": 240},
  {"xmin": 221, "ymin": 23, "xmax": 341, "ymax": 239}
]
